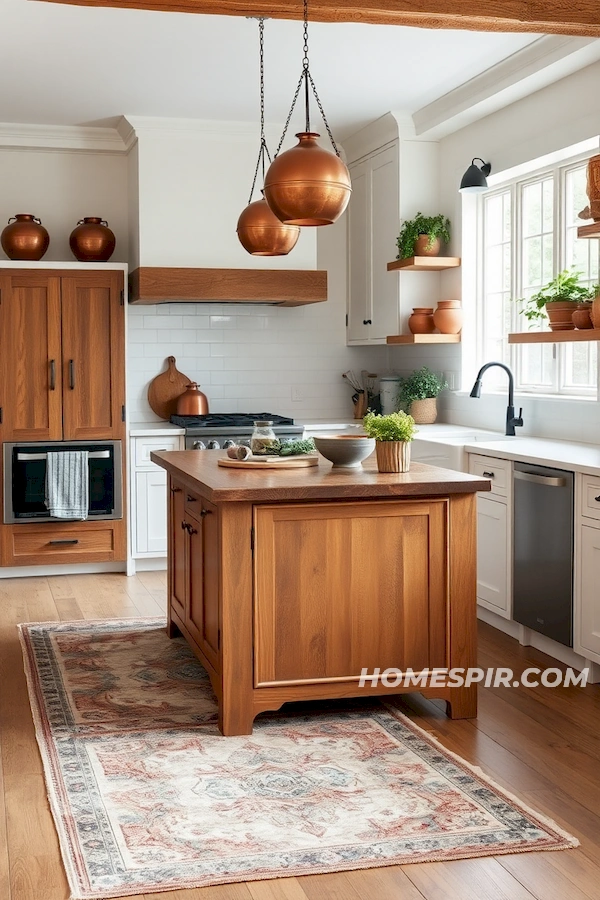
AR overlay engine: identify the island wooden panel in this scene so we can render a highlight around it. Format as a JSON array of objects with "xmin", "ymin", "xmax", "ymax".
[
  {"xmin": 36, "ymin": 0, "xmax": 600, "ymax": 37},
  {"xmin": 129, "ymin": 267, "xmax": 327, "ymax": 306}
]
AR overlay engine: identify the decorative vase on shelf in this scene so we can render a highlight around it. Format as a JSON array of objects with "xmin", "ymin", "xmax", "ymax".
[
  {"xmin": 572, "ymin": 302, "xmax": 593, "ymax": 330},
  {"xmin": 69, "ymin": 217, "xmax": 116, "ymax": 262},
  {"xmin": 433, "ymin": 300, "xmax": 463, "ymax": 334},
  {"xmin": 375, "ymin": 440, "xmax": 411, "ymax": 473},
  {"xmin": 414, "ymin": 234, "xmax": 441, "ymax": 257},
  {"xmin": 1, "ymin": 214, "xmax": 50, "ymax": 260},
  {"xmin": 409, "ymin": 397, "xmax": 438, "ymax": 425},
  {"xmin": 408, "ymin": 307, "xmax": 436, "ymax": 334}
]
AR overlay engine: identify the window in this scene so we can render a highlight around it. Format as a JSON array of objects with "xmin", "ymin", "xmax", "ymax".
[{"xmin": 479, "ymin": 155, "xmax": 599, "ymax": 397}]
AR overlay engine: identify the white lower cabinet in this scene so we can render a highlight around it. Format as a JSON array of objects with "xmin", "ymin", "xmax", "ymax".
[
  {"xmin": 468, "ymin": 454, "xmax": 512, "ymax": 620},
  {"xmin": 575, "ymin": 473, "xmax": 600, "ymax": 664},
  {"xmin": 130, "ymin": 433, "xmax": 184, "ymax": 564}
]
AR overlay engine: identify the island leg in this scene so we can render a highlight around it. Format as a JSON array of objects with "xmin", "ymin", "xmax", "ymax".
[
  {"xmin": 446, "ymin": 686, "xmax": 478, "ymax": 719},
  {"xmin": 448, "ymin": 493, "xmax": 479, "ymax": 719}
]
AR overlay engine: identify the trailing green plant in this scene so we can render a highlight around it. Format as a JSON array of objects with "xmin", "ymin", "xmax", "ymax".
[
  {"xmin": 398, "ymin": 367, "xmax": 448, "ymax": 407},
  {"xmin": 396, "ymin": 212, "xmax": 451, "ymax": 259},
  {"xmin": 515, "ymin": 269, "xmax": 594, "ymax": 323},
  {"xmin": 363, "ymin": 411, "xmax": 417, "ymax": 442}
]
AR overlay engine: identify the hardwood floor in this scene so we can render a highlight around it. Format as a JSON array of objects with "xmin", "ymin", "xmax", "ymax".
[{"xmin": 1, "ymin": 571, "xmax": 600, "ymax": 900}]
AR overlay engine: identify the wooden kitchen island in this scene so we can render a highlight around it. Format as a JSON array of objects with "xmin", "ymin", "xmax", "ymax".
[{"xmin": 152, "ymin": 449, "xmax": 490, "ymax": 735}]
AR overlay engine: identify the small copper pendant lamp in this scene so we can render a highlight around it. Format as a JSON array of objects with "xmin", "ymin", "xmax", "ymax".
[
  {"xmin": 237, "ymin": 19, "xmax": 300, "ymax": 256},
  {"xmin": 264, "ymin": 0, "xmax": 351, "ymax": 227}
]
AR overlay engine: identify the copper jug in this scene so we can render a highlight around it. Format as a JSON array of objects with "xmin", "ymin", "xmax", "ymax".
[
  {"xmin": 69, "ymin": 217, "xmax": 116, "ymax": 262},
  {"xmin": 176, "ymin": 383, "xmax": 209, "ymax": 415},
  {"xmin": 1, "ymin": 214, "xmax": 50, "ymax": 260}
]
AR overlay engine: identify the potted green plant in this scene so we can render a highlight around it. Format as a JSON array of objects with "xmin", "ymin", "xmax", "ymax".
[
  {"xmin": 398, "ymin": 367, "xmax": 448, "ymax": 424},
  {"xmin": 516, "ymin": 269, "xmax": 594, "ymax": 331},
  {"xmin": 362, "ymin": 410, "xmax": 417, "ymax": 473},
  {"xmin": 396, "ymin": 212, "xmax": 451, "ymax": 259}
]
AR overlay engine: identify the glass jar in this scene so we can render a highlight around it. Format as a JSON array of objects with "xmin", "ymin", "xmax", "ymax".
[{"xmin": 250, "ymin": 420, "xmax": 279, "ymax": 455}]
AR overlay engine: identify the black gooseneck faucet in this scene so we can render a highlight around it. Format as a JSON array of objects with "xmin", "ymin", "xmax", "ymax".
[{"xmin": 470, "ymin": 362, "xmax": 524, "ymax": 436}]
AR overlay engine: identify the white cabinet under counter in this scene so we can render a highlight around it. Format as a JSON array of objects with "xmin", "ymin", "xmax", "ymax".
[{"xmin": 575, "ymin": 473, "xmax": 600, "ymax": 666}]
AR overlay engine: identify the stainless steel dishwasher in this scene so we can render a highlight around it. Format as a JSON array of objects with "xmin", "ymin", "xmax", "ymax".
[{"xmin": 513, "ymin": 462, "xmax": 574, "ymax": 646}]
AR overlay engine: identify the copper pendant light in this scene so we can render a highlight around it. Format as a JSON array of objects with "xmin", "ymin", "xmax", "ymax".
[
  {"xmin": 236, "ymin": 19, "xmax": 300, "ymax": 256},
  {"xmin": 264, "ymin": 0, "xmax": 351, "ymax": 227}
]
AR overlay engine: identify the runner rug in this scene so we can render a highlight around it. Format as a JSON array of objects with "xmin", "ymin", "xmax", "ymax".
[{"xmin": 19, "ymin": 618, "xmax": 578, "ymax": 899}]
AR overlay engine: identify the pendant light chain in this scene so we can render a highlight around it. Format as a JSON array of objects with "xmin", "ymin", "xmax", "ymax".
[
  {"xmin": 248, "ymin": 17, "xmax": 272, "ymax": 206},
  {"xmin": 274, "ymin": 0, "xmax": 340, "ymax": 158}
]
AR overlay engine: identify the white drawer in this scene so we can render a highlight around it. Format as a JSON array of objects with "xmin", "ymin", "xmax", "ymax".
[
  {"xmin": 468, "ymin": 454, "xmax": 511, "ymax": 497},
  {"xmin": 133, "ymin": 436, "xmax": 181, "ymax": 467},
  {"xmin": 581, "ymin": 474, "xmax": 600, "ymax": 523}
]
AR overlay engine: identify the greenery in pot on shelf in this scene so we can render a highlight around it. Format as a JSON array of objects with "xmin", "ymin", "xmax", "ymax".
[
  {"xmin": 397, "ymin": 367, "xmax": 448, "ymax": 425},
  {"xmin": 515, "ymin": 268, "xmax": 594, "ymax": 328},
  {"xmin": 362, "ymin": 411, "xmax": 417, "ymax": 473},
  {"xmin": 396, "ymin": 212, "xmax": 451, "ymax": 259}
]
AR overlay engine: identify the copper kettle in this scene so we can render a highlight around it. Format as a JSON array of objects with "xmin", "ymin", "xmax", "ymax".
[{"xmin": 176, "ymin": 383, "xmax": 209, "ymax": 415}]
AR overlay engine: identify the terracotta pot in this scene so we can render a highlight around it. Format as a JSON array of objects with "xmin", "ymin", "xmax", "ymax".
[
  {"xmin": 592, "ymin": 295, "xmax": 600, "ymax": 329},
  {"xmin": 572, "ymin": 302, "xmax": 593, "ymax": 330},
  {"xmin": 1, "ymin": 214, "xmax": 49, "ymax": 260},
  {"xmin": 69, "ymin": 217, "xmax": 116, "ymax": 262},
  {"xmin": 545, "ymin": 300, "xmax": 575, "ymax": 331},
  {"xmin": 409, "ymin": 397, "xmax": 438, "ymax": 424},
  {"xmin": 176, "ymin": 383, "xmax": 209, "ymax": 415},
  {"xmin": 408, "ymin": 307, "xmax": 436, "ymax": 334},
  {"xmin": 414, "ymin": 234, "xmax": 441, "ymax": 257},
  {"xmin": 375, "ymin": 440, "xmax": 411, "ymax": 473},
  {"xmin": 433, "ymin": 300, "xmax": 463, "ymax": 334}
]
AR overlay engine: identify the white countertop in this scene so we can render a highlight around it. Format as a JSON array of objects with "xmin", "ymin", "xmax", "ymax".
[
  {"xmin": 463, "ymin": 437, "xmax": 600, "ymax": 476},
  {"xmin": 129, "ymin": 422, "xmax": 185, "ymax": 437}
]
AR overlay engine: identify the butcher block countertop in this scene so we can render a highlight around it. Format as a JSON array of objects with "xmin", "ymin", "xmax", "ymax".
[{"xmin": 151, "ymin": 449, "xmax": 491, "ymax": 503}]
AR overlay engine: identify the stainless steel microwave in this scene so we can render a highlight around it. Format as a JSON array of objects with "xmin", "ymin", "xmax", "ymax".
[{"xmin": 3, "ymin": 441, "xmax": 123, "ymax": 524}]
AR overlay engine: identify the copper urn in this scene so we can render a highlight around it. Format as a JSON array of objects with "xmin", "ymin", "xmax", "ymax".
[
  {"xmin": 69, "ymin": 217, "xmax": 116, "ymax": 262},
  {"xmin": 237, "ymin": 196, "xmax": 300, "ymax": 256},
  {"xmin": 264, "ymin": 132, "xmax": 352, "ymax": 226},
  {"xmin": 176, "ymin": 383, "xmax": 209, "ymax": 416},
  {"xmin": 1, "ymin": 214, "xmax": 50, "ymax": 261}
]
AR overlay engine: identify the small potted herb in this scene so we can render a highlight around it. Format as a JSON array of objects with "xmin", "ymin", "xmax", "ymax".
[
  {"xmin": 363, "ymin": 411, "xmax": 417, "ymax": 473},
  {"xmin": 398, "ymin": 367, "xmax": 448, "ymax": 424},
  {"xmin": 515, "ymin": 269, "xmax": 593, "ymax": 331},
  {"xmin": 396, "ymin": 212, "xmax": 451, "ymax": 259}
]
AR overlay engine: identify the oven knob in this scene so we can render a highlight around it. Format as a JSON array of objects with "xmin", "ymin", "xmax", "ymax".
[
  {"xmin": 207, "ymin": 440, "xmax": 220, "ymax": 450},
  {"xmin": 223, "ymin": 440, "xmax": 236, "ymax": 449},
  {"xmin": 193, "ymin": 440, "xmax": 207, "ymax": 450}
]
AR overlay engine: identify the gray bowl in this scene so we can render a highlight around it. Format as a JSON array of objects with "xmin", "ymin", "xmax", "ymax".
[{"xmin": 313, "ymin": 435, "xmax": 375, "ymax": 468}]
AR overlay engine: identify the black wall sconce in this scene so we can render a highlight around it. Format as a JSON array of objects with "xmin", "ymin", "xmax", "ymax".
[{"xmin": 459, "ymin": 158, "xmax": 492, "ymax": 193}]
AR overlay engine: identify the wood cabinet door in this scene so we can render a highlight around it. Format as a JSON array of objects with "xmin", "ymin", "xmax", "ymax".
[
  {"xmin": 0, "ymin": 272, "xmax": 63, "ymax": 441},
  {"xmin": 169, "ymin": 481, "xmax": 187, "ymax": 623},
  {"xmin": 186, "ymin": 498, "xmax": 220, "ymax": 671},
  {"xmin": 60, "ymin": 270, "xmax": 125, "ymax": 439},
  {"xmin": 254, "ymin": 499, "xmax": 448, "ymax": 686}
]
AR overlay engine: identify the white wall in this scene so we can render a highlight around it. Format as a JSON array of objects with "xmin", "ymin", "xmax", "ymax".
[
  {"xmin": 0, "ymin": 147, "xmax": 129, "ymax": 263},
  {"xmin": 437, "ymin": 59, "xmax": 600, "ymax": 443}
]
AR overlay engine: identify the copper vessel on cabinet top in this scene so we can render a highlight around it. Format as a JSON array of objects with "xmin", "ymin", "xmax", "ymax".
[{"xmin": 69, "ymin": 217, "xmax": 116, "ymax": 262}]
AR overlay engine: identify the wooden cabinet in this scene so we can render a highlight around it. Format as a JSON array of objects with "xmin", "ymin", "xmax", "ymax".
[
  {"xmin": 0, "ymin": 269, "xmax": 125, "ymax": 441},
  {"xmin": 347, "ymin": 143, "xmax": 400, "ymax": 345},
  {"xmin": 168, "ymin": 478, "xmax": 219, "ymax": 674}
]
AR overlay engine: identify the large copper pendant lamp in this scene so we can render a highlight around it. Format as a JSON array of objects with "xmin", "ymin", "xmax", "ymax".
[
  {"xmin": 237, "ymin": 19, "xmax": 300, "ymax": 256},
  {"xmin": 263, "ymin": 0, "xmax": 351, "ymax": 227}
]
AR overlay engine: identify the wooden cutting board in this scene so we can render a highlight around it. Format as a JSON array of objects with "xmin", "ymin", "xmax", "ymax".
[
  {"xmin": 218, "ymin": 455, "xmax": 319, "ymax": 469},
  {"xmin": 147, "ymin": 356, "xmax": 191, "ymax": 420}
]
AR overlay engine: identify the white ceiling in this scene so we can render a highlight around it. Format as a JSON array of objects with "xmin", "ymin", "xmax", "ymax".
[{"xmin": 2, "ymin": 0, "xmax": 541, "ymax": 137}]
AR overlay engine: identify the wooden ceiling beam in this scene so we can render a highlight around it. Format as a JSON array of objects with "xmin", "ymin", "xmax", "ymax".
[{"xmin": 31, "ymin": 0, "xmax": 600, "ymax": 38}]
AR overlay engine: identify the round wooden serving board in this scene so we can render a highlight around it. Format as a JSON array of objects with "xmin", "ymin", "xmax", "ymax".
[
  {"xmin": 218, "ymin": 455, "xmax": 319, "ymax": 469},
  {"xmin": 147, "ymin": 356, "xmax": 191, "ymax": 420}
]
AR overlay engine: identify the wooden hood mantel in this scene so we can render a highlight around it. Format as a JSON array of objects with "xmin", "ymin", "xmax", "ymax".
[{"xmin": 128, "ymin": 267, "xmax": 328, "ymax": 306}]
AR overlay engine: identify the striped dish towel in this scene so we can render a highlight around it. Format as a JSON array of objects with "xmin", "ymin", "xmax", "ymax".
[{"xmin": 45, "ymin": 451, "xmax": 89, "ymax": 520}]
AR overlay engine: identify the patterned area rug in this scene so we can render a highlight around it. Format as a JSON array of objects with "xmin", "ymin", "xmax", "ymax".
[{"xmin": 19, "ymin": 619, "xmax": 578, "ymax": 899}]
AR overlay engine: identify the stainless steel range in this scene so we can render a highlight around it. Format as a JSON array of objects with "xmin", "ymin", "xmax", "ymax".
[{"xmin": 170, "ymin": 413, "xmax": 304, "ymax": 450}]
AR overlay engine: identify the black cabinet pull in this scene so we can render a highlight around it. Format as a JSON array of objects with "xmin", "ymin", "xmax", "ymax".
[
  {"xmin": 200, "ymin": 508, "xmax": 211, "ymax": 517},
  {"xmin": 595, "ymin": 495, "xmax": 600, "ymax": 503},
  {"xmin": 170, "ymin": 486, "xmax": 182, "ymax": 494},
  {"xmin": 187, "ymin": 524, "xmax": 197, "ymax": 535},
  {"xmin": 69, "ymin": 359, "xmax": 75, "ymax": 390},
  {"xmin": 181, "ymin": 520, "xmax": 187, "ymax": 530},
  {"xmin": 49, "ymin": 539, "xmax": 79, "ymax": 546},
  {"xmin": 362, "ymin": 319, "xmax": 372, "ymax": 325},
  {"xmin": 49, "ymin": 359, "xmax": 56, "ymax": 391},
  {"xmin": 483, "ymin": 471, "xmax": 495, "ymax": 478},
  {"xmin": 186, "ymin": 494, "xmax": 197, "ymax": 502}
]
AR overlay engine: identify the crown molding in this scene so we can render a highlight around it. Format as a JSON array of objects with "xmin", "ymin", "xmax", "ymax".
[
  {"xmin": 343, "ymin": 112, "xmax": 417, "ymax": 164},
  {"xmin": 413, "ymin": 35, "xmax": 600, "ymax": 139},
  {"xmin": 121, "ymin": 115, "xmax": 288, "ymax": 145},
  {"xmin": 0, "ymin": 121, "xmax": 129, "ymax": 153}
]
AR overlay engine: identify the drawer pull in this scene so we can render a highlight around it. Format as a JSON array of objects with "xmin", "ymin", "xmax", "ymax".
[
  {"xmin": 170, "ymin": 486, "xmax": 182, "ymax": 494},
  {"xmin": 186, "ymin": 524, "xmax": 197, "ymax": 535},
  {"xmin": 69, "ymin": 359, "xmax": 75, "ymax": 390},
  {"xmin": 483, "ymin": 471, "xmax": 495, "ymax": 478},
  {"xmin": 200, "ymin": 508, "xmax": 212, "ymax": 517},
  {"xmin": 48, "ymin": 539, "xmax": 79, "ymax": 546},
  {"xmin": 186, "ymin": 495, "xmax": 198, "ymax": 502},
  {"xmin": 595, "ymin": 495, "xmax": 600, "ymax": 503},
  {"xmin": 181, "ymin": 520, "xmax": 187, "ymax": 530}
]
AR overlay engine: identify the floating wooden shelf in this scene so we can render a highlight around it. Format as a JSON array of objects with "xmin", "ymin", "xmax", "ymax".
[
  {"xmin": 576, "ymin": 222, "xmax": 600, "ymax": 239},
  {"xmin": 129, "ymin": 267, "xmax": 327, "ymax": 306},
  {"xmin": 386, "ymin": 333, "xmax": 461, "ymax": 344},
  {"xmin": 387, "ymin": 256, "xmax": 461, "ymax": 272},
  {"xmin": 508, "ymin": 329, "xmax": 600, "ymax": 344}
]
